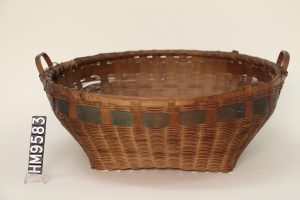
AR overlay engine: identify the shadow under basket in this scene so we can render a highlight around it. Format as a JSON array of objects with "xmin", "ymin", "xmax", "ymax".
[{"xmin": 35, "ymin": 50, "xmax": 290, "ymax": 172}]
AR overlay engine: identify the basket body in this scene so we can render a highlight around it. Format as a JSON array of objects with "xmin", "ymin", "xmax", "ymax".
[{"xmin": 37, "ymin": 50, "xmax": 289, "ymax": 172}]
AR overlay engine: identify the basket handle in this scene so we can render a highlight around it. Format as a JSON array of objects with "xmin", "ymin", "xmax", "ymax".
[
  {"xmin": 276, "ymin": 50, "xmax": 290, "ymax": 73},
  {"xmin": 35, "ymin": 52, "xmax": 53, "ymax": 75}
]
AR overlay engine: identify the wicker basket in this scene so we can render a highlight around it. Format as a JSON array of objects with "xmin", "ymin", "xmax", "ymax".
[{"xmin": 35, "ymin": 50, "xmax": 289, "ymax": 172}]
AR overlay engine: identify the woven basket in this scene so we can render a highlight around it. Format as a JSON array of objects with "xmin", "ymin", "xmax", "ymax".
[{"xmin": 35, "ymin": 50, "xmax": 289, "ymax": 172}]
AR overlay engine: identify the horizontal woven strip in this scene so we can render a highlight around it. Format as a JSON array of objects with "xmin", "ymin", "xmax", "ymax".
[{"xmin": 54, "ymin": 96, "xmax": 271, "ymax": 125}]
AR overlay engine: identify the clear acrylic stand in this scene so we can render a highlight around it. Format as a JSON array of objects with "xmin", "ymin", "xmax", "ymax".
[{"xmin": 24, "ymin": 173, "xmax": 49, "ymax": 184}]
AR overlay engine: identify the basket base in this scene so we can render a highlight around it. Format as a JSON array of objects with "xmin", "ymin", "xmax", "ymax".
[{"xmin": 89, "ymin": 165, "xmax": 236, "ymax": 173}]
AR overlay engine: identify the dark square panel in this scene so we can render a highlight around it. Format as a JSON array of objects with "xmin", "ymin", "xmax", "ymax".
[
  {"xmin": 253, "ymin": 96, "xmax": 270, "ymax": 115},
  {"xmin": 111, "ymin": 110, "xmax": 133, "ymax": 125},
  {"xmin": 77, "ymin": 105, "xmax": 101, "ymax": 124},
  {"xmin": 179, "ymin": 110, "xmax": 206, "ymax": 125},
  {"xmin": 217, "ymin": 103, "xmax": 245, "ymax": 122},
  {"xmin": 142, "ymin": 113, "xmax": 169, "ymax": 128},
  {"xmin": 55, "ymin": 99, "xmax": 69, "ymax": 116}
]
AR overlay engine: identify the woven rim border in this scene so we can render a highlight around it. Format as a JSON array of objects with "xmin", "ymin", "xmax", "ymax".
[{"xmin": 35, "ymin": 50, "xmax": 289, "ymax": 105}]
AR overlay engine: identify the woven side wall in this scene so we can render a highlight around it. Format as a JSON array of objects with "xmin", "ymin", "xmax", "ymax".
[{"xmin": 53, "ymin": 87, "xmax": 280, "ymax": 172}]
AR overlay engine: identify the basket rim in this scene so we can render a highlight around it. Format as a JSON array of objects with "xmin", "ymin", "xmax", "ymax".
[{"xmin": 41, "ymin": 49, "xmax": 286, "ymax": 102}]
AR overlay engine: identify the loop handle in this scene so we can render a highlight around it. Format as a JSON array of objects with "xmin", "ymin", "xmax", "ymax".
[
  {"xmin": 276, "ymin": 50, "xmax": 290, "ymax": 73},
  {"xmin": 35, "ymin": 53, "xmax": 53, "ymax": 75}
]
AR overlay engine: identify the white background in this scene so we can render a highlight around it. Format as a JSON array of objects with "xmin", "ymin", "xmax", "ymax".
[{"xmin": 0, "ymin": 0, "xmax": 299, "ymax": 199}]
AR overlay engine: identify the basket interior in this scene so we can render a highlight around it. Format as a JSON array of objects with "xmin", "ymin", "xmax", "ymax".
[{"xmin": 54, "ymin": 54, "xmax": 277, "ymax": 98}]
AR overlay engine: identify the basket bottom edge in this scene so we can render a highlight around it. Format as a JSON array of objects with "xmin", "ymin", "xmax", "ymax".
[{"xmin": 90, "ymin": 166, "xmax": 234, "ymax": 173}]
